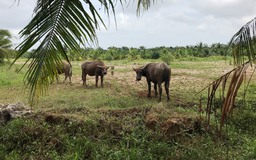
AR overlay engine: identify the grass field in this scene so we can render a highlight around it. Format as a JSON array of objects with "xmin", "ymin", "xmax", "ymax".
[{"xmin": 0, "ymin": 57, "xmax": 256, "ymax": 159}]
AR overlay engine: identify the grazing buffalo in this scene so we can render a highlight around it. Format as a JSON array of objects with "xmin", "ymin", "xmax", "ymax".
[
  {"xmin": 56, "ymin": 61, "xmax": 72, "ymax": 83},
  {"xmin": 81, "ymin": 61, "xmax": 109, "ymax": 87},
  {"xmin": 133, "ymin": 62, "xmax": 171, "ymax": 102}
]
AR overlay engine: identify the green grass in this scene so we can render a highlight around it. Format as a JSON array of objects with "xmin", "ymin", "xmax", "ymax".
[
  {"xmin": 0, "ymin": 64, "xmax": 25, "ymax": 87},
  {"xmin": 0, "ymin": 57, "xmax": 255, "ymax": 159}
]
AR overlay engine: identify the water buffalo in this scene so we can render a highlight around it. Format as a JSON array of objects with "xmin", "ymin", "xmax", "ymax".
[
  {"xmin": 81, "ymin": 61, "xmax": 109, "ymax": 87},
  {"xmin": 133, "ymin": 62, "xmax": 171, "ymax": 102},
  {"xmin": 56, "ymin": 61, "xmax": 72, "ymax": 83}
]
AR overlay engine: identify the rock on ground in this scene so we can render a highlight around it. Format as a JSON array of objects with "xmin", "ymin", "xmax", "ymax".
[{"xmin": 0, "ymin": 102, "xmax": 32, "ymax": 124}]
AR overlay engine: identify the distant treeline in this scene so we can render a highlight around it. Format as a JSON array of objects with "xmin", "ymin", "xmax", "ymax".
[{"xmin": 19, "ymin": 42, "xmax": 229, "ymax": 62}]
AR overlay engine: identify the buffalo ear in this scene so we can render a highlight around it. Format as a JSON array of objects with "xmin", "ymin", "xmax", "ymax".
[
  {"xmin": 106, "ymin": 66, "xmax": 110, "ymax": 70},
  {"xmin": 132, "ymin": 67, "xmax": 136, "ymax": 71}
]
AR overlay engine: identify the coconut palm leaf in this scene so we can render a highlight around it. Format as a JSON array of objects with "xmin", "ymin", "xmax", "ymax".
[
  {"xmin": 223, "ymin": 17, "xmax": 256, "ymax": 131},
  {"xmin": 228, "ymin": 17, "xmax": 256, "ymax": 65},
  {"xmin": 136, "ymin": 0, "xmax": 156, "ymax": 16},
  {"xmin": 199, "ymin": 61, "xmax": 252, "ymax": 134},
  {"xmin": 12, "ymin": 0, "xmax": 154, "ymax": 106},
  {"xmin": 205, "ymin": 76, "xmax": 224, "ymax": 124},
  {"xmin": 199, "ymin": 17, "xmax": 256, "ymax": 134},
  {"xmin": 219, "ymin": 63, "xmax": 249, "ymax": 132}
]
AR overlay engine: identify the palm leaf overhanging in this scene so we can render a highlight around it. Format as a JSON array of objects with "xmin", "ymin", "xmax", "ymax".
[
  {"xmin": 12, "ymin": 0, "xmax": 154, "ymax": 106},
  {"xmin": 136, "ymin": 0, "xmax": 156, "ymax": 16},
  {"xmin": 200, "ymin": 17, "xmax": 256, "ymax": 133},
  {"xmin": 228, "ymin": 17, "xmax": 256, "ymax": 64}
]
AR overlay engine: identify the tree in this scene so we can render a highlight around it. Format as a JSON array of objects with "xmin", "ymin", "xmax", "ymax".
[
  {"xmin": 11, "ymin": 0, "xmax": 155, "ymax": 105},
  {"xmin": 0, "ymin": 29, "xmax": 12, "ymax": 63},
  {"xmin": 128, "ymin": 47, "xmax": 140, "ymax": 60}
]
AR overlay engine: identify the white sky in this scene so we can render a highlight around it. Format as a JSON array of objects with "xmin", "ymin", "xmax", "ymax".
[{"xmin": 1, "ymin": 0, "xmax": 256, "ymax": 49}]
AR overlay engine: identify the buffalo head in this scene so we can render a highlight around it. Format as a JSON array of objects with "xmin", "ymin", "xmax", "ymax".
[
  {"xmin": 133, "ymin": 67, "xmax": 145, "ymax": 81},
  {"xmin": 97, "ymin": 65, "xmax": 109, "ymax": 76}
]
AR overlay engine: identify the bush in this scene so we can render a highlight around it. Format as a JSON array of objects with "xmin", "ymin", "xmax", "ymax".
[
  {"xmin": 151, "ymin": 52, "xmax": 160, "ymax": 59},
  {"xmin": 161, "ymin": 54, "xmax": 175, "ymax": 65},
  {"xmin": 104, "ymin": 54, "xmax": 114, "ymax": 61}
]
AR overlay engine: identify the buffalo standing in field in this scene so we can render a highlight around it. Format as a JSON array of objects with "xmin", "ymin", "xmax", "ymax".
[
  {"xmin": 81, "ymin": 61, "xmax": 109, "ymax": 87},
  {"xmin": 56, "ymin": 61, "xmax": 72, "ymax": 83},
  {"xmin": 133, "ymin": 62, "xmax": 171, "ymax": 102}
]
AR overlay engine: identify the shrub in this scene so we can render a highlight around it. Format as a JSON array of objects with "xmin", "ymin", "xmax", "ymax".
[
  {"xmin": 104, "ymin": 54, "xmax": 114, "ymax": 61},
  {"xmin": 161, "ymin": 53, "xmax": 175, "ymax": 65}
]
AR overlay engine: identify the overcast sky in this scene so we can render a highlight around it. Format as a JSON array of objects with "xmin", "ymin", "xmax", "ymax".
[{"xmin": 1, "ymin": 0, "xmax": 256, "ymax": 49}]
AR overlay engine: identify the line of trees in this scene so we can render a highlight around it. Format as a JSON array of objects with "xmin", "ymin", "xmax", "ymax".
[
  {"xmin": 1, "ymin": 35, "xmax": 229, "ymax": 64},
  {"xmin": 0, "ymin": 28, "xmax": 229, "ymax": 65},
  {"xmin": 19, "ymin": 42, "xmax": 229, "ymax": 65},
  {"xmin": 0, "ymin": 28, "xmax": 228, "ymax": 64},
  {"xmin": 67, "ymin": 42, "xmax": 228, "ymax": 62}
]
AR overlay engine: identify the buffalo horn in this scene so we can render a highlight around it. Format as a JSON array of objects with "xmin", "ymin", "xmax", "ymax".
[{"xmin": 97, "ymin": 65, "xmax": 103, "ymax": 68}]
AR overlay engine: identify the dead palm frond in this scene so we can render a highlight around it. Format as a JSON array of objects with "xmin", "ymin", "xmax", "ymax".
[
  {"xmin": 11, "ymin": 0, "xmax": 155, "ymax": 106},
  {"xmin": 228, "ymin": 17, "xmax": 256, "ymax": 65},
  {"xmin": 205, "ymin": 74, "xmax": 228, "ymax": 124},
  {"xmin": 199, "ymin": 61, "xmax": 253, "ymax": 134},
  {"xmin": 199, "ymin": 17, "xmax": 256, "ymax": 134},
  {"xmin": 219, "ymin": 63, "xmax": 249, "ymax": 132}
]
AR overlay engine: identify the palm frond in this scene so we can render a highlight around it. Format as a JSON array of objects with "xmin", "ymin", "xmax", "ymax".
[
  {"xmin": 199, "ymin": 61, "xmax": 251, "ymax": 134},
  {"xmin": 228, "ymin": 17, "xmax": 256, "ymax": 65},
  {"xmin": 205, "ymin": 75, "xmax": 228, "ymax": 125},
  {"xmin": 199, "ymin": 17, "xmax": 256, "ymax": 134},
  {"xmin": 136, "ymin": 0, "xmax": 156, "ymax": 16},
  {"xmin": 220, "ymin": 63, "xmax": 249, "ymax": 132}
]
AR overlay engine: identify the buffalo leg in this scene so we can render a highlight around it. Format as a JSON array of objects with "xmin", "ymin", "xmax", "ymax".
[
  {"xmin": 82, "ymin": 76, "xmax": 86, "ymax": 86},
  {"xmin": 69, "ymin": 76, "xmax": 72, "ymax": 84},
  {"xmin": 158, "ymin": 83, "xmax": 162, "ymax": 102},
  {"xmin": 165, "ymin": 81, "xmax": 170, "ymax": 101},
  {"xmin": 147, "ymin": 81, "xmax": 151, "ymax": 98},
  {"xmin": 63, "ymin": 75, "xmax": 67, "ymax": 83},
  {"xmin": 82, "ymin": 70, "xmax": 87, "ymax": 86},
  {"xmin": 63, "ymin": 72, "xmax": 70, "ymax": 83},
  {"xmin": 84, "ymin": 76, "xmax": 87, "ymax": 86},
  {"xmin": 100, "ymin": 76, "xmax": 104, "ymax": 87},
  {"xmin": 154, "ymin": 83, "xmax": 158, "ymax": 96},
  {"xmin": 95, "ymin": 75, "xmax": 99, "ymax": 87}
]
